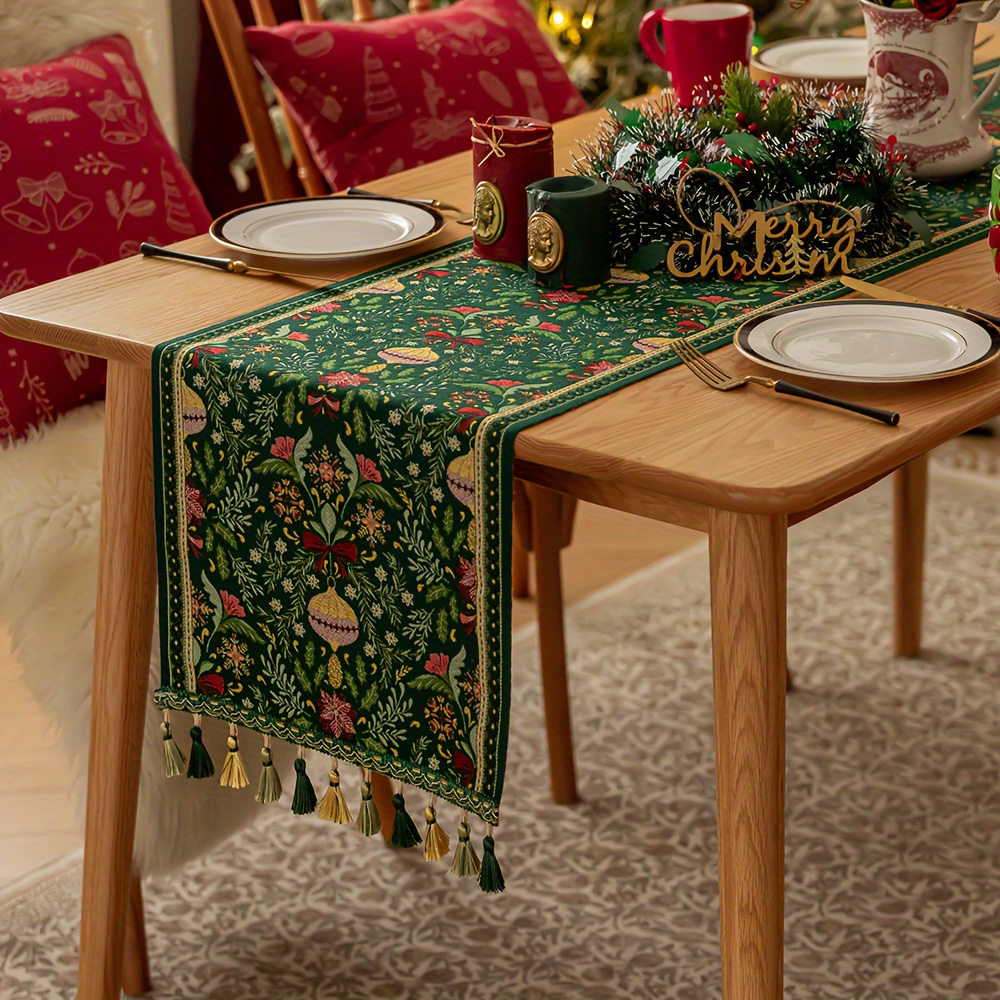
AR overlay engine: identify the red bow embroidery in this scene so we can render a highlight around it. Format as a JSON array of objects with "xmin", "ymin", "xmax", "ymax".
[
  {"xmin": 424, "ymin": 331, "xmax": 485, "ymax": 349},
  {"xmin": 302, "ymin": 532, "xmax": 358, "ymax": 574}
]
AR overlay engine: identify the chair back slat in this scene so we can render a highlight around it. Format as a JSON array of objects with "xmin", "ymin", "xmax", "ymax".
[
  {"xmin": 301, "ymin": 0, "xmax": 323, "ymax": 18},
  {"xmin": 203, "ymin": 0, "xmax": 296, "ymax": 201},
  {"xmin": 352, "ymin": 0, "xmax": 376, "ymax": 21},
  {"xmin": 248, "ymin": 0, "xmax": 328, "ymax": 196}
]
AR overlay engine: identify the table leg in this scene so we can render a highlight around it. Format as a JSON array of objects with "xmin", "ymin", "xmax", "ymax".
[
  {"xmin": 893, "ymin": 454, "xmax": 927, "ymax": 658},
  {"xmin": 511, "ymin": 479, "xmax": 531, "ymax": 599},
  {"xmin": 371, "ymin": 771, "xmax": 395, "ymax": 842},
  {"xmin": 525, "ymin": 482, "xmax": 578, "ymax": 805},
  {"xmin": 77, "ymin": 361, "xmax": 157, "ymax": 1000},
  {"xmin": 122, "ymin": 873, "xmax": 152, "ymax": 997},
  {"xmin": 709, "ymin": 509, "xmax": 787, "ymax": 1000}
]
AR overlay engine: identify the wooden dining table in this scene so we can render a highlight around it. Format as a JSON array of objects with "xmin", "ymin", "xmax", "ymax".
[{"xmin": 4, "ymin": 97, "xmax": 1000, "ymax": 1000}]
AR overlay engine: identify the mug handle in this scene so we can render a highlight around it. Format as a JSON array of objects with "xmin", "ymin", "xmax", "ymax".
[
  {"xmin": 963, "ymin": 0, "xmax": 1000, "ymax": 116},
  {"xmin": 970, "ymin": 64, "xmax": 1000, "ymax": 119},
  {"xmin": 639, "ymin": 10, "xmax": 670, "ymax": 72}
]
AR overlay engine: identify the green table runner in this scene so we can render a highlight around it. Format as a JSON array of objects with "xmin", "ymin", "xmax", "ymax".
[{"xmin": 154, "ymin": 132, "xmax": 997, "ymax": 889}]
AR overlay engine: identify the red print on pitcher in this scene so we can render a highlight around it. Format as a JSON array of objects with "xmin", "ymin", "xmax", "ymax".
[{"xmin": 868, "ymin": 51, "xmax": 949, "ymax": 126}]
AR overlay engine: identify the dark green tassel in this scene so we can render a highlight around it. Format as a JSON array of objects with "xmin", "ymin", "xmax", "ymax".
[
  {"xmin": 478, "ymin": 833, "xmax": 505, "ymax": 894},
  {"xmin": 291, "ymin": 754, "xmax": 317, "ymax": 815},
  {"xmin": 390, "ymin": 790, "xmax": 422, "ymax": 849},
  {"xmin": 186, "ymin": 724, "xmax": 214, "ymax": 779}
]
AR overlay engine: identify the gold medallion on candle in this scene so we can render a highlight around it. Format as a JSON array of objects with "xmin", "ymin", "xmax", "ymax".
[
  {"xmin": 473, "ymin": 181, "xmax": 505, "ymax": 245},
  {"xmin": 527, "ymin": 211, "xmax": 564, "ymax": 274}
]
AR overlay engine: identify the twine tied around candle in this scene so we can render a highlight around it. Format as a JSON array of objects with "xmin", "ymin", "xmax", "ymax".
[{"xmin": 470, "ymin": 118, "xmax": 551, "ymax": 167}]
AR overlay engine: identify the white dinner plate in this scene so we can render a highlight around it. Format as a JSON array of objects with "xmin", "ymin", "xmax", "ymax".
[
  {"xmin": 751, "ymin": 37, "xmax": 868, "ymax": 88},
  {"xmin": 209, "ymin": 195, "xmax": 444, "ymax": 274},
  {"xmin": 735, "ymin": 301, "xmax": 1000, "ymax": 383}
]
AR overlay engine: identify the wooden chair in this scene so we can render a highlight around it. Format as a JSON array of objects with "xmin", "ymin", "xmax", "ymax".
[{"xmin": 201, "ymin": 0, "xmax": 581, "ymax": 798}]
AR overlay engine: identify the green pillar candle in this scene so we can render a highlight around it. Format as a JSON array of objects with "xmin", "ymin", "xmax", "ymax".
[{"xmin": 525, "ymin": 176, "xmax": 611, "ymax": 289}]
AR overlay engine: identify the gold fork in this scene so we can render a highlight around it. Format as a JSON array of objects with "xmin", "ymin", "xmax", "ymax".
[{"xmin": 670, "ymin": 338, "xmax": 900, "ymax": 426}]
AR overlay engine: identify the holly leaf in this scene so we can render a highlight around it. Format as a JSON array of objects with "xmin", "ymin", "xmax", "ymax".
[
  {"xmin": 900, "ymin": 209, "xmax": 933, "ymax": 246},
  {"xmin": 723, "ymin": 131, "xmax": 767, "ymax": 160},
  {"xmin": 705, "ymin": 161, "xmax": 740, "ymax": 177},
  {"xmin": 605, "ymin": 98, "xmax": 644, "ymax": 130},
  {"xmin": 651, "ymin": 155, "xmax": 683, "ymax": 184},
  {"xmin": 613, "ymin": 140, "xmax": 640, "ymax": 173},
  {"xmin": 627, "ymin": 242, "xmax": 669, "ymax": 271},
  {"xmin": 608, "ymin": 178, "xmax": 640, "ymax": 196}
]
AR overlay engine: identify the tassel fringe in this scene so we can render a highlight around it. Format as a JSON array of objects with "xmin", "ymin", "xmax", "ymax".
[
  {"xmin": 478, "ymin": 829, "xmax": 505, "ymax": 894},
  {"xmin": 449, "ymin": 816, "xmax": 481, "ymax": 878},
  {"xmin": 219, "ymin": 725, "xmax": 249, "ymax": 789},
  {"xmin": 186, "ymin": 719, "xmax": 214, "ymax": 779},
  {"xmin": 291, "ymin": 753, "xmax": 317, "ymax": 815},
  {"xmin": 356, "ymin": 772, "xmax": 382, "ymax": 837},
  {"xmin": 390, "ymin": 788, "xmax": 422, "ymax": 849},
  {"xmin": 160, "ymin": 715, "xmax": 186, "ymax": 778},
  {"xmin": 318, "ymin": 761, "xmax": 352, "ymax": 823},
  {"xmin": 423, "ymin": 802, "xmax": 450, "ymax": 862},
  {"xmin": 255, "ymin": 740, "xmax": 282, "ymax": 804}
]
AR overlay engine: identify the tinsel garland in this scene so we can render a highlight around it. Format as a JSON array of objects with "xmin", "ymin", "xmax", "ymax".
[{"xmin": 574, "ymin": 66, "xmax": 928, "ymax": 275}]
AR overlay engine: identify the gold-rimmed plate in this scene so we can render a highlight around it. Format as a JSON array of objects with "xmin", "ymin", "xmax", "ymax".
[
  {"xmin": 735, "ymin": 300, "xmax": 1000, "ymax": 383},
  {"xmin": 209, "ymin": 195, "xmax": 444, "ymax": 275}
]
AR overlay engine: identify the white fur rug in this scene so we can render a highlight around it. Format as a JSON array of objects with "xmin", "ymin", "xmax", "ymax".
[{"xmin": 0, "ymin": 405, "xmax": 295, "ymax": 875}]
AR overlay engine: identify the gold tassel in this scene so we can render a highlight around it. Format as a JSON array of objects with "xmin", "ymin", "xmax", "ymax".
[
  {"xmin": 448, "ymin": 813, "xmax": 481, "ymax": 878},
  {"xmin": 219, "ymin": 723, "xmax": 249, "ymax": 789},
  {"xmin": 423, "ymin": 799, "xmax": 450, "ymax": 862},
  {"xmin": 255, "ymin": 735, "xmax": 282, "ymax": 804},
  {"xmin": 318, "ymin": 759, "xmax": 352, "ymax": 823},
  {"xmin": 160, "ymin": 711, "xmax": 186, "ymax": 778},
  {"xmin": 356, "ymin": 768, "xmax": 382, "ymax": 837}
]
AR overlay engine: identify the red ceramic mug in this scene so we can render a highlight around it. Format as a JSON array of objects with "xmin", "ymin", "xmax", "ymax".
[{"xmin": 640, "ymin": 3, "xmax": 755, "ymax": 107}]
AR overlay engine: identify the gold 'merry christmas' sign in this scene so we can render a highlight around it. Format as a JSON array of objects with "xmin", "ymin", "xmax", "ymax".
[{"xmin": 666, "ymin": 205, "xmax": 863, "ymax": 280}]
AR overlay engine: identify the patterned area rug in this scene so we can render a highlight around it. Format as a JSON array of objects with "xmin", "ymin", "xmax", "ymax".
[{"xmin": 3, "ymin": 471, "xmax": 1000, "ymax": 999}]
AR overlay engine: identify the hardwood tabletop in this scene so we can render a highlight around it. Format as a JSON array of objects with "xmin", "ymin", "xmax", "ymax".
[{"xmin": 4, "ymin": 108, "xmax": 1000, "ymax": 519}]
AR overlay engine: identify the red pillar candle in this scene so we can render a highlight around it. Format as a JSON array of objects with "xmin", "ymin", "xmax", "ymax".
[{"xmin": 471, "ymin": 116, "xmax": 554, "ymax": 263}]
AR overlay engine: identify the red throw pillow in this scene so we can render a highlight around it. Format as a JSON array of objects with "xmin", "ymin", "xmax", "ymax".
[
  {"xmin": 0, "ymin": 34, "xmax": 212, "ymax": 445},
  {"xmin": 245, "ymin": 0, "xmax": 588, "ymax": 191}
]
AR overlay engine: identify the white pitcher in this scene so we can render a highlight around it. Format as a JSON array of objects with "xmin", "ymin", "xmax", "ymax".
[{"xmin": 862, "ymin": 0, "xmax": 1000, "ymax": 178}]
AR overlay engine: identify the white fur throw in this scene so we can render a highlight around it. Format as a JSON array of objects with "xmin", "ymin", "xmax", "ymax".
[{"xmin": 0, "ymin": 405, "xmax": 296, "ymax": 875}]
